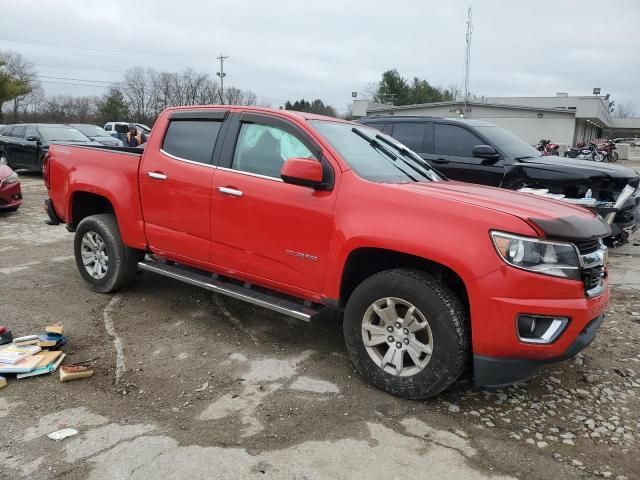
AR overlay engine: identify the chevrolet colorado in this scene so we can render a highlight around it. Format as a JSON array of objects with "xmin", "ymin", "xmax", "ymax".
[{"xmin": 44, "ymin": 106, "xmax": 611, "ymax": 398}]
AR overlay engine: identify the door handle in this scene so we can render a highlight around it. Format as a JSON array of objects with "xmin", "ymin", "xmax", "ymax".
[
  {"xmin": 431, "ymin": 158, "xmax": 449, "ymax": 164},
  {"xmin": 218, "ymin": 186, "xmax": 243, "ymax": 197},
  {"xmin": 147, "ymin": 171, "xmax": 167, "ymax": 180}
]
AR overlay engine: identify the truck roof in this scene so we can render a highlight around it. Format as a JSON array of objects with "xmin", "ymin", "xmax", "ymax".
[{"xmin": 163, "ymin": 105, "xmax": 352, "ymax": 124}]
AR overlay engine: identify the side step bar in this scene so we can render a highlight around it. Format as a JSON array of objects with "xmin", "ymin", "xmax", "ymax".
[{"xmin": 137, "ymin": 259, "xmax": 323, "ymax": 322}]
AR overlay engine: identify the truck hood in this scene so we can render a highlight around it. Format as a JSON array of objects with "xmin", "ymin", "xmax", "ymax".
[
  {"xmin": 515, "ymin": 155, "xmax": 639, "ymax": 183},
  {"xmin": 392, "ymin": 180, "xmax": 610, "ymax": 240}
]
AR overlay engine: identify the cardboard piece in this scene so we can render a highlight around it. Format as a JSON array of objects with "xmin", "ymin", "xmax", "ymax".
[
  {"xmin": 17, "ymin": 353, "xmax": 65, "ymax": 379},
  {"xmin": 0, "ymin": 344, "xmax": 41, "ymax": 364},
  {"xmin": 60, "ymin": 365, "xmax": 94, "ymax": 382},
  {"xmin": 45, "ymin": 325, "xmax": 64, "ymax": 335},
  {"xmin": 0, "ymin": 355, "xmax": 43, "ymax": 374}
]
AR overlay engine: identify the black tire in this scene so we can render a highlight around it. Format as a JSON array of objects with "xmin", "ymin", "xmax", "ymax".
[
  {"xmin": 611, "ymin": 152, "xmax": 618, "ymax": 162},
  {"xmin": 343, "ymin": 269, "xmax": 469, "ymax": 399},
  {"xmin": 74, "ymin": 214, "xmax": 143, "ymax": 293}
]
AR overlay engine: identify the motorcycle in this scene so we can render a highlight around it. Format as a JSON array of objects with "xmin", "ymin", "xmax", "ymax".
[
  {"xmin": 534, "ymin": 139, "xmax": 560, "ymax": 156},
  {"xmin": 565, "ymin": 141, "xmax": 605, "ymax": 162},
  {"xmin": 597, "ymin": 140, "xmax": 618, "ymax": 162}
]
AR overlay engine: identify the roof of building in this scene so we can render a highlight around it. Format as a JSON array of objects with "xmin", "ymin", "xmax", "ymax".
[{"xmin": 366, "ymin": 100, "xmax": 577, "ymax": 115}]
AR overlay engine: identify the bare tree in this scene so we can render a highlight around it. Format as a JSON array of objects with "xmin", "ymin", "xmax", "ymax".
[
  {"xmin": 223, "ymin": 86, "xmax": 257, "ymax": 106},
  {"xmin": 122, "ymin": 67, "xmax": 153, "ymax": 124},
  {"xmin": 614, "ymin": 102, "xmax": 637, "ymax": 118}
]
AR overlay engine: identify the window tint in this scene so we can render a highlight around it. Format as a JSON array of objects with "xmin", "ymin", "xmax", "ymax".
[
  {"xmin": 392, "ymin": 123, "xmax": 427, "ymax": 152},
  {"xmin": 11, "ymin": 126, "xmax": 25, "ymax": 139},
  {"xmin": 25, "ymin": 126, "xmax": 38, "ymax": 139},
  {"xmin": 232, "ymin": 123, "xmax": 315, "ymax": 178},
  {"xmin": 104, "ymin": 124, "xmax": 112, "ymax": 131},
  {"xmin": 115, "ymin": 124, "xmax": 128, "ymax": 134},
  {"xmin": 434, "ymin": 124, "xmax": 483, "ymax": 157},
  {"xmin": 162, "ymin": 120, "xmax": 222, "ymax": 164}
]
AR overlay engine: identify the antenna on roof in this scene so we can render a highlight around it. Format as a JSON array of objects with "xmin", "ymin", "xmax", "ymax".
[{"xmin": 462, "ymin": 5, "xmax": 473, "ymax": 118}]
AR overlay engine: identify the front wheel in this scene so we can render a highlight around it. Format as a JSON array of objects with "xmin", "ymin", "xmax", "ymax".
[
  {"xmin": 74, "ymin": 214, "xmax": 143, "ymax": 293},
  {"xmin": 611, "ymin": 152, "xmax": 619, "ymax": 162},
  {"xmin": 592, "ymin": 152, "xmax": 605, "ymax": 162},
  {"xmin": 343, "ymin": 269, "xmax": 469, "ymax": 399}
]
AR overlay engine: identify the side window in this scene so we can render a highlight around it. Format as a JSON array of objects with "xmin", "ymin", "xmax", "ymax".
[
  {"xmin": 162, "ymin": 120, "xmax": 222, "ymax": 164},
  {"xmin": 391, "ymin": 123, "xmax": 428, "ymax": 152},
  {"xmin": 25, "ymin": 127, "xmax": 38, "ymax": 139},
  {"xmin": 104, "ymin": 124, "xmax": 112, "ymax": 131},
  {"xmin": 115, "ymin": 124, "xmax": 128, "ymax": 134},
  {"xmin": 232, "ymin": 123, "xmax": 316, "ymax": 179},
  {"xmin": 434, "ymin": 124, "xmax": 483, "ymax": 157},
  {"xmin": 12, "ymin": 126, "xmax": 26, "ymax": 139}
]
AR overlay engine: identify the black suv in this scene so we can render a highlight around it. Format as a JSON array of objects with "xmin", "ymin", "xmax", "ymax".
[{"xmin": 358, "ymin": 116, "xmax": 640, "ymax": 246}]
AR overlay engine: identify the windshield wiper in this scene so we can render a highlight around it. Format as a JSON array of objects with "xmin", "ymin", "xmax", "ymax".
[
  {"xmin": 351, "ymin": 127, "xmax": 419, "ymax": 181},
  {"xmin": 374, "ymin": 134, "xmax": 439, "ymax": 180}
]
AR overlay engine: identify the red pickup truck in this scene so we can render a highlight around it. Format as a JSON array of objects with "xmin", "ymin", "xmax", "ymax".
[{"xmin": 44, "ymin": 106, "xmax": 611, "ymax": 398}]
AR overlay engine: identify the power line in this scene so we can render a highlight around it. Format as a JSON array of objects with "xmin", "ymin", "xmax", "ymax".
[
  {"xmin": 35, "ymin": 62, "xmax": 127, "ymax": 74},
  {"xmin": 35, "ymin": 74, "xmax": 120, "ymax": 85}
]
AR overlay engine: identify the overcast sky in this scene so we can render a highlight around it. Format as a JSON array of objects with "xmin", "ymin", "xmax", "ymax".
[{"xmin": 2, "ymin": 0, "xmax": 639, "ymax": 112}]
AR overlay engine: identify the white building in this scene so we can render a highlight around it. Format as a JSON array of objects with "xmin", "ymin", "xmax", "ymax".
[{"xmin": 353, "ymin": 94, "xmax": 640, "ymax": 148}]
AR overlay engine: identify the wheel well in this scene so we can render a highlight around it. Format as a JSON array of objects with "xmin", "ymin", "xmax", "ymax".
[
  {"xmin": 340, "ymin": 248, "xmax": 469, "ymax": 311},
  {"xmin": 70, "ymin": 192, "xmax": 115, "ymax": 229}
]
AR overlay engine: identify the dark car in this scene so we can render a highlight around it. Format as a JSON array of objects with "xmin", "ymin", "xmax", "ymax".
[
  {"xmin": 358, "ymin": 116, "xmax": 640, "ymax": 246},
  {"xmin": 0, "ymin": 164, "xmax": 22, "ymax": 212},
  {"xmin": 0, "ymin": 124, "xmax": 101, "ymax": 172},
  {"xmin": 67, "ymin": 124, "xmax": 123, "ymax": 147}
]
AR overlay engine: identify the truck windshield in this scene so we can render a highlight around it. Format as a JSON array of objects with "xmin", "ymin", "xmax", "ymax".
[
  {"xmin": 72, "ymin": 125, "xmax": 108, "ymax": 137},
  {"xmin": 474, "ymin": 125, "xmax": 542, "ymax": 160},
  {"xmin": 310, "ymin": 120, "xmax": 441, "ymax": 183},
  {"xmin": 38, "ymin": 126, "xmax": 90, "ymax": 142}
]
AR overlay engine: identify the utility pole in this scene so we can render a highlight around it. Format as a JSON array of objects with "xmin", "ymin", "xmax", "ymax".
[
  {"xmin": 462, "ymin": 6, "xmax": 473, "ymax": 117},
  {"xmin": 216, "ymin": 54, "xmax": 228, "ymax": 104}
]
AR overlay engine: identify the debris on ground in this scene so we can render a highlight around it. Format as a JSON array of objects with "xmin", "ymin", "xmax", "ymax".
[
  {"xmin": 0, "ymin": 325, "xmax": 69, "ymax": 387},
  {"xmin": 0, "ymin": 375, "xmax": 6, "ymax": 388},
  {"xmin": 60, "ymin": 365, "xmax": 94, "ymax": 382},
  {"xmin": 0, "ymin": 326, "xmax": 13, "ymax": 345},
  {"xmin": 47, "ymin": 428, "xmax": 78, "ymax": 441}
]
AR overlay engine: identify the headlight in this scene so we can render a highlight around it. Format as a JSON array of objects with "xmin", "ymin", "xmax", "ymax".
[
  {"xmin": 490, "ymin": 231, "xmax": 581, "ymax": 280},
  {"xmin": 2, "ymin": 172, "xmax": 18, "ymax": 185}
]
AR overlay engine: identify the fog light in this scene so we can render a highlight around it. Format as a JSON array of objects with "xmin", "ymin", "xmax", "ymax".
[{"xmin": 517, "ymin": 314, "xmax": 569, "ymax": 344}]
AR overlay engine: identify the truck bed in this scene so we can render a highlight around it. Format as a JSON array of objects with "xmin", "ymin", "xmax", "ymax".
[{"xmin": 47, "ymin": 144, "xmax": 147, "ymax": 249}]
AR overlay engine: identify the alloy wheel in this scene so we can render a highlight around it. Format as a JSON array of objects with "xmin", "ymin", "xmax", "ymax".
[
  {"xmin": 80, "ymin": 231, "xmax": 109, "ymax": 279},
  {"xmin": 361, "ymin": 297, "xmax": 434, "ymax": 377}
]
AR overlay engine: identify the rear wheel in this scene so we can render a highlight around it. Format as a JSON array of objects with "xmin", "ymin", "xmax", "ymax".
[
  {"xmin": 343, "ymin": 269, "xmax": 469, "ymax": 399},
  {"xmin": 74, "ymin": 214, "xmax": 143, "ymax": 293},
  {"xmin": 611, "ymin": 151, "xmax": 619, "ymax": 162}
]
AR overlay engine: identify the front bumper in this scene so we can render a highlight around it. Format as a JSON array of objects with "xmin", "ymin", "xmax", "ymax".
[
  {"xmin": 474, "ymin": 314, "xmax": 604, "ymax": 387},
  {"xmin": 0, "ymin": 181, "xmax": 22, "ymax": 210},
  {"xmin": 469, "ymin": 263, "xmax": 609, "ymax": 387}
]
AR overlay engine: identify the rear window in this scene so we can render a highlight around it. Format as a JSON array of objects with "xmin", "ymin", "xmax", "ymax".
[
  {"xmin": 162, "ymin": 120, "xmax": 222, "ymax": 164},
  {"xmin": 391, "ymin": 123, "xmax": 429, "ymax": 152}
]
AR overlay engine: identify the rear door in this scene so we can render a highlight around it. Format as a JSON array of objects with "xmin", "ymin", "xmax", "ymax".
[
  {"xmin": 389, "ymin": 121, "xmax": 432, "ymax": 157},
  {"xmin": 139, "ymin": 110, "xmax": 227, "ymax": 263},
  {"xmin": 6, "ymin": 126, "xmax": 26, "ymax": 167},
  {"xmin": 422, "ymin": 123, "xmax": 504, "ymax": 186},
  {"xmin": 210, "ymin": 112, "xmax": 336, "ymax": 293}
]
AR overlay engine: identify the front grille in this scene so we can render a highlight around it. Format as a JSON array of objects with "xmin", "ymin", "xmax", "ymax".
[
  {"xmin": 583, "ymin": 266, "xmax": 604, "ymax": 291},
  {"xmin": 572, "ymin": 239, "xmax": 601, "ymax": 255}
]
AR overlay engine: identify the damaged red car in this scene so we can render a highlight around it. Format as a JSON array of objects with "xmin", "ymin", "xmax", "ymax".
[{"xmin": 0, "ymin": 164, "xmax": 22, "ymax": 212}]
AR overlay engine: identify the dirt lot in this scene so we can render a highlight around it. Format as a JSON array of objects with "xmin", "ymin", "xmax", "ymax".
[{"xmin": 1, "ymin": 168, "xmax": 639, "ymax": 480}]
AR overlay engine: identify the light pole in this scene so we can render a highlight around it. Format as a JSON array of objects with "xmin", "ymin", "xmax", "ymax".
[{"xmin": 216, "ymin": 54, "xmax": 228, "ymax": 104}]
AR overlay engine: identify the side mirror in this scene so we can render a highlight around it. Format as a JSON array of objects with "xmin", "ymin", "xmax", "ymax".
[
  {"xmin": 26, "ymin": 135, "xmax": 39, "ymax": 142},
  {"xmin": 281, "ymin": 157, "xmax": 324, "ymax": 189},
  {"xmin": 472, "ymin": 144, "xmax": 500, "ymax": 161}
]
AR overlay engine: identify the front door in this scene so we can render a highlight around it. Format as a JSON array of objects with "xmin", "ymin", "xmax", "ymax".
[
  {"xmin": 139, "ymin": 112, "xmax": 226, "ymax": 263},
  {"xmin": 211, "ymin": 113, "xmax": 336, "ymax": 293},
  {"xmin": 423, "ymin": 123, "xmax": 505, "ymax": 187}
]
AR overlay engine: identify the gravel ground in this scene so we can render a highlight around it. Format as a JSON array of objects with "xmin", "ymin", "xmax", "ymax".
[{"xmin": 0, "ymin": 168, "xmax": 639, "ymax": 480}]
